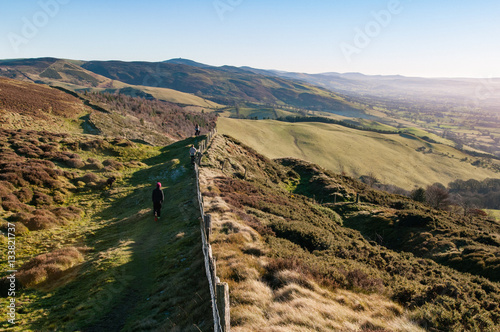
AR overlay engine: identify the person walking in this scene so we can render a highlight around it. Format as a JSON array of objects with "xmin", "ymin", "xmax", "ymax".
[
  {"xmin": 152, "ymin": 182, "xmax": 164, "ymax": 221},
  {"xmin": 195, "ymin": 124, "xmax": 201, "ymax": 136},
  {"xmin": 189, "ymin": 144, "xmax": 198, "ymax": 165}
]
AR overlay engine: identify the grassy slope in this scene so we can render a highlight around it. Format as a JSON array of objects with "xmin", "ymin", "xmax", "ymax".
[
  {"xmin": 0, "ymin": 135, "xmax": 213, "ymax": 331},
  {"xmin": 218, "ymin": 118, "xmax": 499, "ymax": 190},
  {"xmin": 0, "ymin": 78, "xmax": 213, "ymax": 331},
  {"xmin": 199, "ymin": 134, "xmax": 500, "ymax": 331}
]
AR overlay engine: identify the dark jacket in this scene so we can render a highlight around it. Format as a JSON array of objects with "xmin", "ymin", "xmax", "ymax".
[{"xmin": 152, "ymin": 187, "xmax": 164, "ymax": 203}]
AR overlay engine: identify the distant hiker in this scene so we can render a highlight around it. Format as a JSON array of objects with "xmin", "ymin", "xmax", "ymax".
[
  {"xmin": 195, "ymin": 124, "xmax": 200, "ymax": 136},
  {"xmin": 189, "ymin": 145, "xmax": 198, "ymax": 165},
  {"xmin": 152, "ymin": 182, "xmax": 164, "ymax": 221}
]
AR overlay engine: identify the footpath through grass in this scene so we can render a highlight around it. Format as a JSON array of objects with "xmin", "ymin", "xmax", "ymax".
[{"xmin": 2, "ymin": 137, "xmax": 212, "ymax": 331}]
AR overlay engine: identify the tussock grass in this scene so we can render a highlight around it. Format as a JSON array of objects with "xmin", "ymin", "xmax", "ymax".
[{"xmin": 14, "ymin": 247, "xmax": 85, "ymax": 288}]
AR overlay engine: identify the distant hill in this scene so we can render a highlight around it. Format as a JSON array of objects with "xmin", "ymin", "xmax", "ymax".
[
  {"xmin": 217, "ymin": 118, "xmax": 500, "ymax": 190},
  {"xmin": 265, "ymin": 69, "xmax": 500, "ymax": 113},
  {"xmin": 163, "ymin": 58, "xmax": 211, "ymax": 68},
  {"xmin": 80, "ymin": 60, "xmax": 364, "ymax": 112},
  {"xmin": 0, "ymin": 58, "xmax": 221, "ymax": 108}
]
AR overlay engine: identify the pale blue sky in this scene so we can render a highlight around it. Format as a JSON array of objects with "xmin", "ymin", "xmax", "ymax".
[{"xmin": 1, "ymin": 0, "xmax": 499, "ymax": 77}]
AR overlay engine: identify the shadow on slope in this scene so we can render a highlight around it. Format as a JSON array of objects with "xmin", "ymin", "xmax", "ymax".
[{"xmin": 26, "ymin": 137, "xmax": 213, "ymax": 331}]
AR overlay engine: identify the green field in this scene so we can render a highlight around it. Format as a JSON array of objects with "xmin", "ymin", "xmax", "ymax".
[{"xmin": 218, "ymin": 118, "xmax": 499, "ymax": 190}]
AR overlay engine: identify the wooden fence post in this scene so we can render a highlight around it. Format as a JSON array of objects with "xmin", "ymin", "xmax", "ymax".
[
  {"xmin": 204, "ymin": 214, "xmax": 212, "ymax": 241},
  {"xmin": 212, "ymin": 258, "xmax": 217, "ymax": 293},
  {"xmin": 217, "ymin": 282, "xmax": 230, "ymax": 332}
]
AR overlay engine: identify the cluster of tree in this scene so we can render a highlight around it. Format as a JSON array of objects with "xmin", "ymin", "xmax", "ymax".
[
  {"xmin": 409, "ymin": 181, "xmax": 498, "ymax": 216},
  {"xmin": 82, "ymin": 91, "xmax": 217, "ymax": 140},
  {"xmin": 360, "ymin": 174, "xmax": 498, "ymax": 215}
]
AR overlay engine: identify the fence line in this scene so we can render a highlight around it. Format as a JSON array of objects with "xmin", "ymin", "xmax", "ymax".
[{"xmin": 194, "ymin": 129, "xmax": 230, "ymax": 332}]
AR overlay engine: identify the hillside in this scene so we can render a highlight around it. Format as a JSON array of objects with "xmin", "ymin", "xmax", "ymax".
[
  {"xmin": 80, "ymin": 60, "xmax": 364, "ymax": 112},
  {"xmin": 217, "ymin": 118, "xmax": 500, "ymax": 190},
  {"xmin": 266, "ymin": 70, "xmax": 500, "ymax": 158},
  {"xmin": 0, "ymin": 78, "xmax": 215, "ymax": 330},
  {"xmin": 0, "ymin": 58, "xmax": 220, "ymax": 108},
  {"xmin": 199, "ymin": 134, "xmax": 500, "ymax": 331}
]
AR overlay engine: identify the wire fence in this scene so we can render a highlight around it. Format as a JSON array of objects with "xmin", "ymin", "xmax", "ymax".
[{"xmin": 194, "ymin": 129, "xmax": 230, "ymax": 332}]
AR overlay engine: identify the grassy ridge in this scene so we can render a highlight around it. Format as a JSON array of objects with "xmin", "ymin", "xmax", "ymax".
[{"xmin": 217, "ymin": 118, "xmax": 500, "ymax": 189}]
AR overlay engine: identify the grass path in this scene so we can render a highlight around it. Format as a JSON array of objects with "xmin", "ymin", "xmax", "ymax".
[
  {"xmin": 8, "ymin": 137, "xmax": 214, "ymax": 332},
  {"xmin": 83, "ymin": 215, "xmax": 163, "ymax": 332},
  {"xmin": 82, "ymin": 137, "xmax": 213, "ymax": 331}
]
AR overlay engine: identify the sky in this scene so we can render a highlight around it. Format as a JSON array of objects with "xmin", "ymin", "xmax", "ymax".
[{"xmin": 0, "ymin": 0, "xmax": 499, "ymax": 78}]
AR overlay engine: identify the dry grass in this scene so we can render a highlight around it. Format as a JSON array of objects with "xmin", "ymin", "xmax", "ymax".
[
  {"xmin": 14, "ymin": 247, "xmax": 85, "ymax": 288},
  {"xmin": 200, "ymin": 166, "xmax": 423, "ymax": 332}
]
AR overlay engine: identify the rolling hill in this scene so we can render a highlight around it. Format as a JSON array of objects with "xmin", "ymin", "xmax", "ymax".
[
  {"xmin": 80, "ymin": 60, "xmax": 365, "ymax": 112},
  {"xmin": 0, "ymin": 58, "xmax": 221, "ymax": 108},
  {"xmin": 217, "ymin": 118, "xmax": 500, "ymax": 190}
]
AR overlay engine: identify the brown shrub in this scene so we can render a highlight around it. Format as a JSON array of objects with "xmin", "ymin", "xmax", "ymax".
[
  {"xmin": 16, "ymin": 146, "xmax": 43, "ymax": 158},
  {"xmin": 45, "ymin": 179, "xmax": 64, "ymax": 190},
  {"xmin": 14, "ymin": 187, "xmax": 33, "ymax": 203},
  {"xmin": 0, "ymin": 172, "xmax": 28, "ymax": 187},
  {"xmin": 44, "ymin": 151, "xmax": 69, "ymax": 162},
  {"xmin": 10, "ymin": 212, "xmax": 32, "ymax": 224},
  {"xmin": 1, "ymin": 194, "xmax": 31, "ymax": 213},
  {"xmin": 112, "ymin": 138, "xmax": 135, "ymax": 148},
  {"xmin": 51, "ymin": 206, "xmax": 83, "ymax": 222},
  {"xmin": 32, "ymin": 191, "xmax": 53, "ymax": 207},
  {"xmin": 80, "ymin": 173, "xmax": 100, "ymax": 184},
  {"xmin": 0, "ymin": 150, "xmax": 23, "ymax": 163},
  {"xmin": 39, "ymin": 144, "xmax": 59, "ymax": 152},
  {"xmin": 24, "ymin": 210, "xmax": 61, "ymax": 230},
  {"xmin": 0, "ymin": 180, "xmax": 15, "ymax": 192},
  {"xmin": 22, "ymin": 170, "xmax": 46, "ymax": 186},
  {"xmin": 102, "ymin": 159, "xmax": 124, "ymax": 170},
  {"xmin": 14, "ymin": 222, "xmax": 29, "ymax": 235},
  {"xmin": 346, "ymin": 269, "xmax": 385, "ymax": 294},
  {"xmin": 18, "ymin": 247, "xmax": 83, "ymax": 275},
  {"xmin": 0, "ymin": 183, "xmax": 12, "ymax": 198},
  {"xmin": 27, "ymin": 159, "xmax": 56, "ymax": 168},
  {"xmin": 84, "ymin": 158, "xmax": 104, "ymax": 170},
  {"xmin": 126, "ymin": 161, "xmax": 146, "ymax": 168},
  {"xmin": 65, "ymin": 158, "xmax": 85, "ymax": 169},
  {"xmin": 80, "ymin": 139, "xmax": 107, "ymax": 151},
  {"xmin": 0, "ymin": 221, "xmax": 29, "ymax": 236},
  {"xmin": 52, "ymin": 190, "xmax": 68, "ymax": 204}
]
